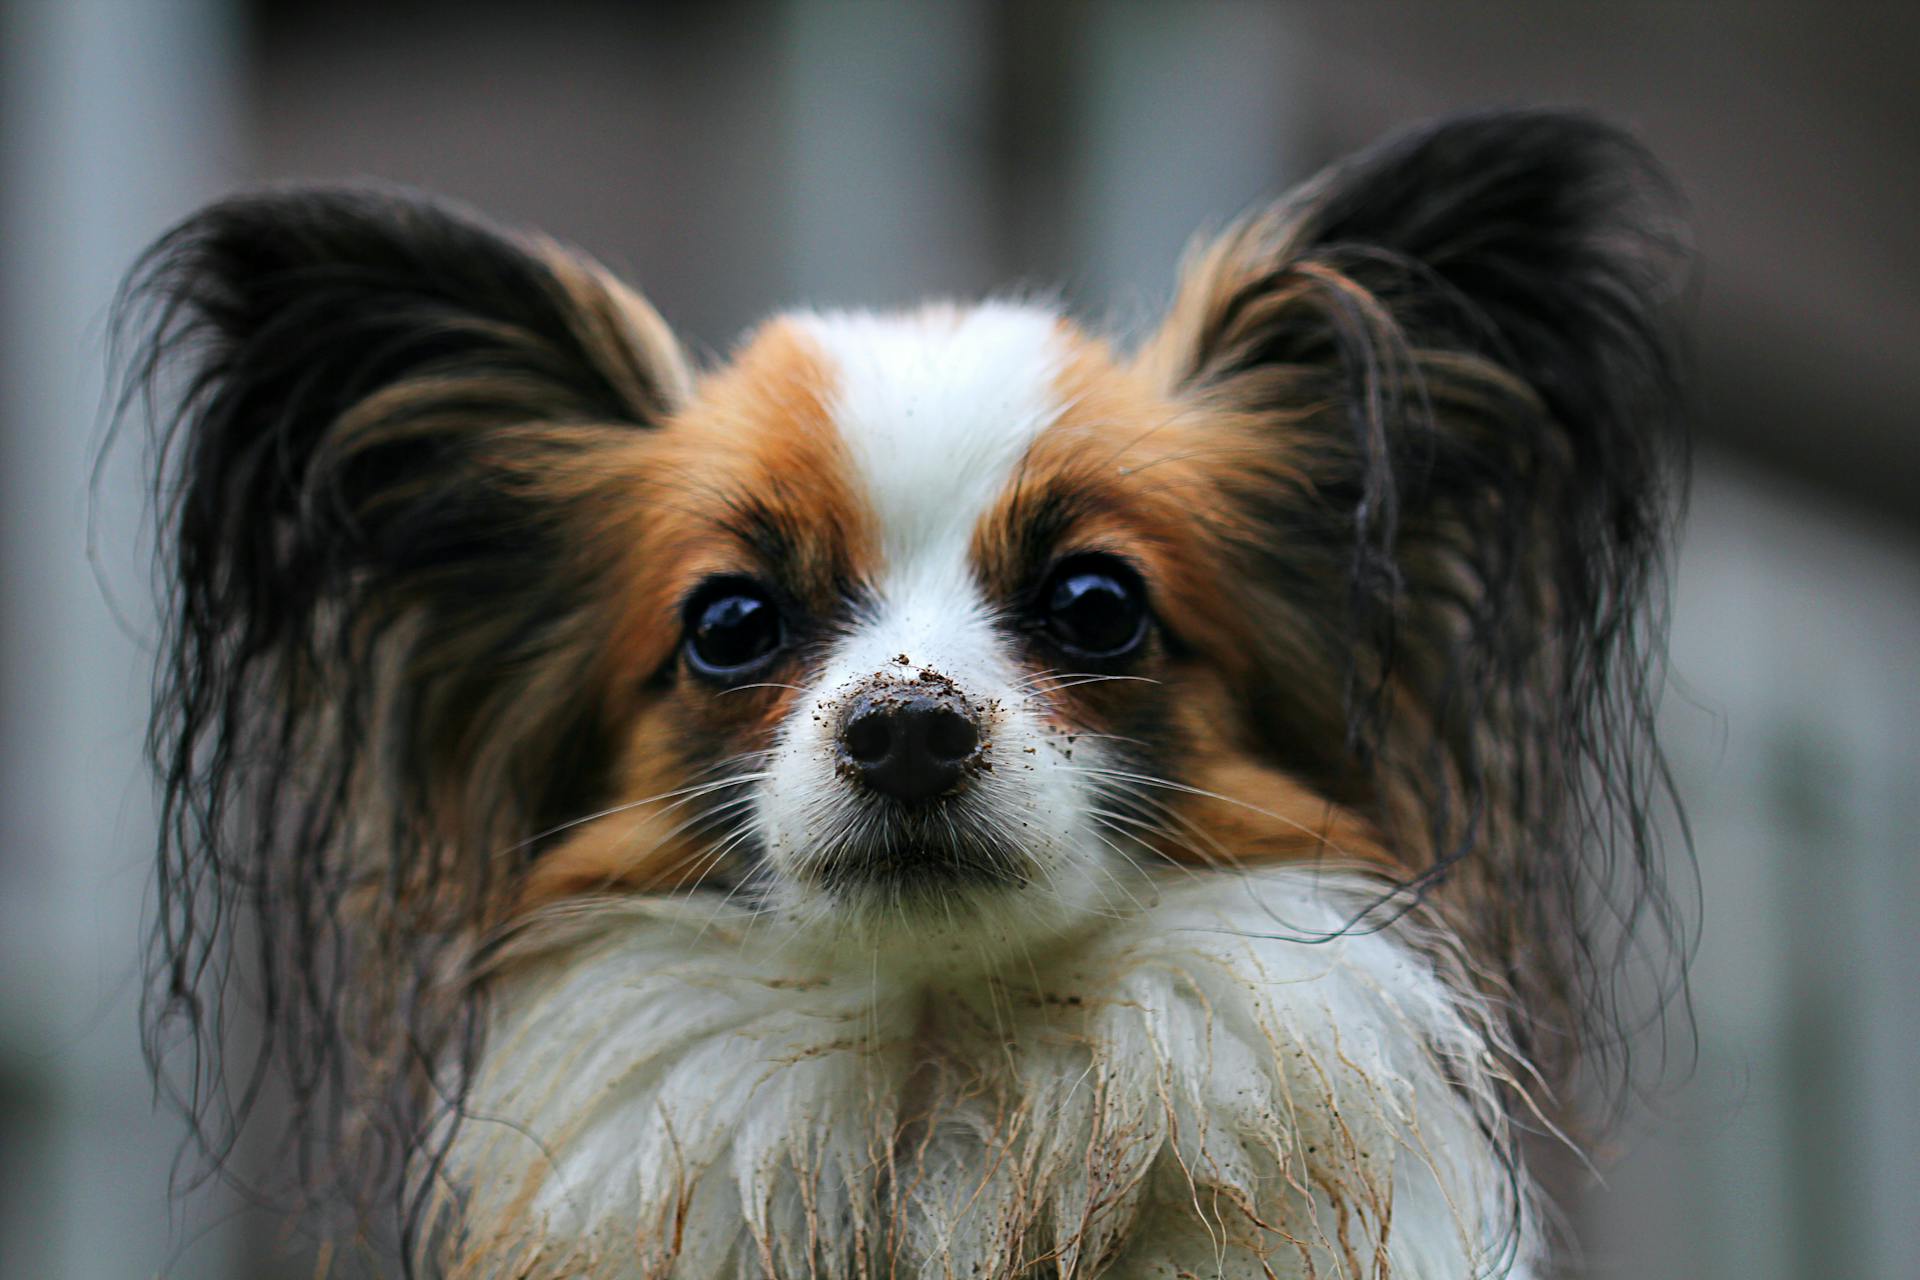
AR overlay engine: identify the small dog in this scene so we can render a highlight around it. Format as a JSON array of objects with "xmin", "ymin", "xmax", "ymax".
[{"xmin": 129, "ymin": 110, "xmax": 1687, "ymax": 1276}]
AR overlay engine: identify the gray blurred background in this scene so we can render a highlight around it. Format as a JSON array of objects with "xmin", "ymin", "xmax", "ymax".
[{"xmin": 2, "ymin": 2, "xmax": 1915, "ymax": 1275}]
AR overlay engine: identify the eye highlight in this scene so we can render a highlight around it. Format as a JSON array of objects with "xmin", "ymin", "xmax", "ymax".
[
  {"xmin": 1033, "ymin": 554, "xmax": 1150, "ymax": 660},
  {"xmin": 683, "ymin": 578, "xmax": 785, "ymax": 680}
]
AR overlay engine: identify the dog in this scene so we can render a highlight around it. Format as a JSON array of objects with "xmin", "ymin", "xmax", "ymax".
[{"xmin": 127, "ymin": 109, "xmax": 1687, "ymax": 1276}]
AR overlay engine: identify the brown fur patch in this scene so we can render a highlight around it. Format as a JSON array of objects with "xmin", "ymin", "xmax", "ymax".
[
  {"xmin": 520, "ymin": 322, "xmax": 876, "ymax": 903},
  {"xmin": 525, "ymin": 317, "xmax": 1392, "ymax": 905},
  {"xmin": 977, "ymin": 330, "xmax": 1390, "ymax": 872}
]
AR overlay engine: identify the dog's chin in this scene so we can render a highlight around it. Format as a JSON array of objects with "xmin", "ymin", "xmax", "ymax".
[
  {"xmin": 759, "ymin": 811, "xmax": 1117, "ymax": 957},
  {"xmin": 807, "ymin": 830, "xmax": 1027, "ymax": 896},
  {"xmin": 791, "ymin": 836, "xmax": 1032, "ymax": 931}
]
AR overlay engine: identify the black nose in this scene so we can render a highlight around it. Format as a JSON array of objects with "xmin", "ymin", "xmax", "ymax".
[{"xmin": 839, "ymin": 690, "xmax": 981, "ymax": 803}]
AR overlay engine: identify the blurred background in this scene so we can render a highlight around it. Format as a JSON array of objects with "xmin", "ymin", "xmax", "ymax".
[{"xmin": 2, "ymin": 2, "xmax": 1914, "ymax": 1275}]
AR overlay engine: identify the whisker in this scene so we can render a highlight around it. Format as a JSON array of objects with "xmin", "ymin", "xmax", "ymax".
[
  {"xmin": 1045, "ymin": 728, "xmax": 1150, "ymax": 749},
  {"xmin": 662, "ymin": 815, "xmax": 763, "ymax": 897},
  {"xmin": 1077, "ymin": 829, "xmax": 1154, "ymax": 916},
  {"xmin": 1087, "ymin": 806, "xmax": 1226, "ymax": 874},
  {"xmin": 1063, "ymin": 763, "xmax": 1362, "ymax": 863},
  {"xmin": 1016, "ymin": 671, "xmax": 1163, "ymax": 693},
  {"xmin": 653, "ymin": 794, "xmax": 761, "ymax": 860},
  {"xmin": 493, "ymin": 770, "xmax": 771, "ymax": 859},
  {"xmin": 1089, "ymin": 785, "xmax": 1247, "ymax": 870}
]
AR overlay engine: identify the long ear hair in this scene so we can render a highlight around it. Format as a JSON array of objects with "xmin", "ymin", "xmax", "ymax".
[
  {"xmin": 1140, "ymin": 110, "xmax": 1692, "ymax": 1095},
  {"xmin": 118, "ymin": 187, "xmax": 690, "ymax": 1247}
]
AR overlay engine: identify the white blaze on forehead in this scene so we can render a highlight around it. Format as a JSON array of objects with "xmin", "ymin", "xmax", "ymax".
[
  {"xmin": 759, "ymin": 304, "xmax": 1095, "ymax": 928},
  {"xmin": 794, "ymin": 303, "xmax": 1067, "ymax": 593}
]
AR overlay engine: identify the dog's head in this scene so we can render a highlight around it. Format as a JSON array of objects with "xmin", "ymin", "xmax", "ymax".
[
  {"xmin": 500, "ymin": 298, "xmax": 1400, "ymax": 950},
  {"xmin": 129, "ymin": 110, "xmax": 1685, "ymax": 1230}
]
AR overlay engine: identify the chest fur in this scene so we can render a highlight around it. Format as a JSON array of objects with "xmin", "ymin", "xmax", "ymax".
[{"xmin": 436, "ymin": 875, "xmax": 1538, "ymax": 1279}]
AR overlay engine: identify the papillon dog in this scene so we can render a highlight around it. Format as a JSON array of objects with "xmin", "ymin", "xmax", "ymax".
[{"xmin": 128, "ymin": 110, "xmax": 1687, "ymax": 1277}]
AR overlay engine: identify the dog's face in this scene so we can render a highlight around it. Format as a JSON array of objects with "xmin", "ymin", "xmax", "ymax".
[
  {"xmin": 520, "ymin": 305, "xmax": 1374, "ymax": 947},
  {"xmin": 130, "ymin": 110, "xmax": 1684, "ymax": 1253}
]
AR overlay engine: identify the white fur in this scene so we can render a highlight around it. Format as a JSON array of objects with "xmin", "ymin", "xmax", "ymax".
[
  {"xmin": 435, "ymin": 871, "xmax": 1539, "ymax": 1277},
  {"xmin": 797, "ymin": 304, "xmax": 1065, "ymax": 579},
  {"xmin": 431, "ymin": 306, "xmax": 1543, "ymax": 1275},
  {"xmin": 755, "ymin": 305, "xmax": 1119, "ymax": 939}
]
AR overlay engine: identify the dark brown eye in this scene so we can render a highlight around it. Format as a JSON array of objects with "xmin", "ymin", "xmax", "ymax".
[
  {"xmin": 684, "ymin": 579, "xmax": 784, "ymax": 680},
  {"xmin": 1036, "ymin": 555, "xmax": 1149, "ymax": 659}
]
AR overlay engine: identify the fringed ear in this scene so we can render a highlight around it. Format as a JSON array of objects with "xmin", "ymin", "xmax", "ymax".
[
  {"xmin": 121, "ymin": 187, "xmax": 690, "ymax": 1235},
  {"xmin": 1140, "ymin": 110, "xmax": 1690, "ymax": 1085}
]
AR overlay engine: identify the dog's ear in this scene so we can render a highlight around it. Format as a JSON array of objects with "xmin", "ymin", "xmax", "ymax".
[
  {"xmin": 123, "ymin": 189, "xmax": 690, "ymax": 1207},
  {"xmin": 1141, "ymin": 111, "xmax": 1687, "ymax": 1066},
  {"xmin": 131, "ymin": 187, "xmax": 689, "ymax": 870}
]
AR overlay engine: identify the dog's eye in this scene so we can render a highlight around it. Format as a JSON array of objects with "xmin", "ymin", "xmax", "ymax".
[
  {"xmin": 1036, "ymin": 555, "xmax": 1149, "ymax": 659},
  {"xmin": 684, "ymin": 579, "xmax": 784, "ymax": 679}
]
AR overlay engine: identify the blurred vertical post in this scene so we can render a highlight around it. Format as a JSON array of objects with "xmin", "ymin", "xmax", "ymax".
[
  {"xmin": 1066, "ymin": 1, "xmax": 1302, "ymax": 332},
  {"xmin": 0, "ymin": 0, "xmax": 242, "ymax": 1275},
  {"xmin": 779, "ymin": 0, "xmax": 1001, "ymax": 307},
  {"xmin": 1584, "ymin": 464, "xmax": 1920, "ymax": 1280}
]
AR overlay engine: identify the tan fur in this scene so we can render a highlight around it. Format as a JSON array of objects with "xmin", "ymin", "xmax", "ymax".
[{"xmin": 521, "ymin": 323, "xmax": 882, "ymax": 902}]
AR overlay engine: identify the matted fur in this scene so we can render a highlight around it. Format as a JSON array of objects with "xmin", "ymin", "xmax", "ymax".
[
  {"xmin": 120, "ymin": 187, "xmax": 692, "ymax": 1233},
  {"xmin": 118, "ymin": 110, "xmax": 1690, "ymax": 1273},
  {"xmin": 433, "ymin": 872, "xmax": 1534, "ymax": 1278},
  {"xmin": 1138, "ymin": 111, "xmax": 1690, "ymax": 1086}
]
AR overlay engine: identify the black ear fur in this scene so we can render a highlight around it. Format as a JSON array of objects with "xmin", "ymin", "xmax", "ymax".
[
  {"xmin": 1148, "ymin": 110, "xmax": 1690, "ymax": 1086},
  {"xmin": 137, "ymin": 187, "xmax": 687, "ymax": 829},
  {"xmin": 121, "ymin": 187, "xmax": 689, "ymax": 1233}
]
